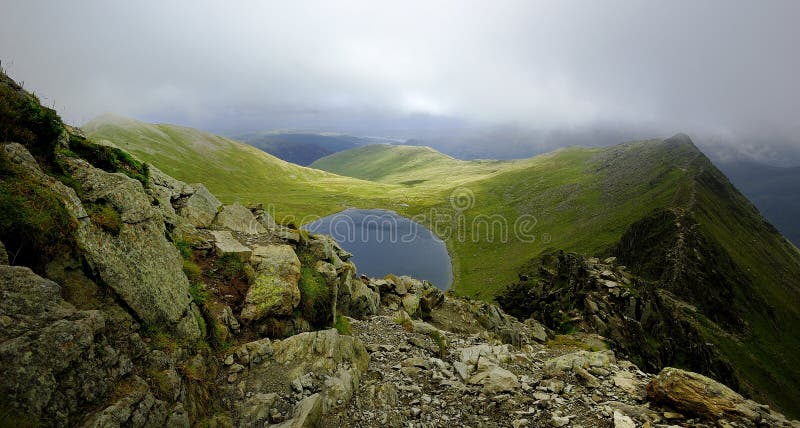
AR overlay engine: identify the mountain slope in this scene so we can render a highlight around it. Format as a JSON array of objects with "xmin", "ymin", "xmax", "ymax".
[
  {"xmin": 310, "ymin": 143, "xmax": 522, "ymax": 185},
  {"xmin": 83, "ymin": 115, "xmax": 398, "ymax": 221}
]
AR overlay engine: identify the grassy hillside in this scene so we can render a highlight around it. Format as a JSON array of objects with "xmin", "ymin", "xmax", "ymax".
[{"xmin": 84, "ymin": 115, "xmax": 399, "ymax": 221}]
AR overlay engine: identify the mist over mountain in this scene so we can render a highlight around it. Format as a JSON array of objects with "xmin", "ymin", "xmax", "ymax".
[
  {"xmin": 3, "ymin": 1, "xmax": 800, "ymax": 167},
  {"xmin": 233, "ymin": 132, "xmax": 400, "ymax": 166}
]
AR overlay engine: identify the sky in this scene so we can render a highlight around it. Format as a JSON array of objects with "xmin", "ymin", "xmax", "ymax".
[{"xmin": 1, "ymin": 1, "xmax": 799, "ymax": 165}]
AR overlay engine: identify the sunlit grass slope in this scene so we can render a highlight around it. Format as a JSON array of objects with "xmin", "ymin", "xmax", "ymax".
[{"xmin": 84, "ymin": 114, "xmax": 400, "ymax": 221}]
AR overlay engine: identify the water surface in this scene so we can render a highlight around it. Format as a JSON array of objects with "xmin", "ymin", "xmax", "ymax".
[{"xmin": 304, "ymin": 208, "xmax": 452, "ymax": 289}]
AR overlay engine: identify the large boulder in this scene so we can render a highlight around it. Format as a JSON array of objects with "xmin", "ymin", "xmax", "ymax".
[
  {"xmin": 240, "ymin": 244, "xmax": 301, "ymax": 321},
  {"xmin": 211, "ymin": 203, "xmax": 266, "ymax": 235},
  {"xmin": 645, "ymin": 367, "xmax": 796, "ymax": 426},
  {"xmin": 227, "ymin": 330, "xmax": 369, "ymax": 427},
  {"xmin": 62, "ymin": 157, "xmax": 201, "ymax": 340},
  {"xmin": 544, "ymin": 350, "xmax": 617, "ymax": 377},
  {"xmin": 307, "ymin": 235, "xmax": 351, "ymax": 267},
  {"xmin": 177, "ymin": 183, "xmax": 221, "ymax": 228},
  {"xmin": 147, "ymin": 165, "xmax": 194, "ymax": 218},
  {"xmin": 349, "ymin": 280, "xmax": 380, "ymax": 318},
  {"xmin": 271, "ymin": 329, "xmax": 369, "ymax": 376},
  {"xmin": 467, "ymin": 363, "xmax": 520, "ymax": 394}
]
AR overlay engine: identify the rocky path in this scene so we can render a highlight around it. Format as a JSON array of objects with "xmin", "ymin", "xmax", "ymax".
[{"xmin": 323, "ymin": 308, "xmax": 656, "ymax": 428}]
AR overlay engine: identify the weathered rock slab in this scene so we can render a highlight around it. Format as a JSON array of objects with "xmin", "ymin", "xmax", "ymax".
[
  {"xmin": 240, "ymin": 244, "xmax": 301, "ymax": 321},
  {"xmin": 178, "ymin": 183, "xmax": 221, "ymax": 228},
  {"xmin": 209, "ymin": 230, "xmax": 253, "ymax": 261},
  {"xmin": 212, "ymin": 203, "xmax": 266, "ymax": 234}
]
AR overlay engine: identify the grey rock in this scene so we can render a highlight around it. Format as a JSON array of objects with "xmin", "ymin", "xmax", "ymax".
[
  {"xmin": 524, "ymin": 317, "xmax": 548, "ymax": 342},
  {"xmin": 212, "ymin": 203, "xmax": 266, "ymax": 234},
  {"xmin": 241, "ymin": 244, "xmax": 301, "ymax": 321},
  {"xmin": 209, "ymin": 230, "xmax": 253, "ymax": 261},
  {"xmin": 401, "ymin": 293, "xmax": 420, "ymax": 317},
  {"xmin": 82, "ymin": 376, "xmax": 168, "ymax": 428},
  {"xmin": 612, "ymin": 411, "xmax": 635, "ymax": 428},
  {"xmin": 544, "ymin": 350, "xmax": 617, "ymax": 377},
  {"xmin": 349, "ymin": 280, "xmax": 380, "ymax": 318},
  {"xmin": 240, "ymin": 392, "xmax": 278, "ymax": 427},
  {"xmin": 63, "ymin": 157, "xmax": 200, "ymax": 339},
  {"xmin": 0, "ymin": 265, "xmax": 121, "ymax": 424},
  {"xmin": 278, "ymin": 393, "xmax": 323, "ymax": 428},
  {"xmin": 178, "ymin": 183, "xmax": 221, "ymax": 228},
  {"xmin": 467, "ymin": 363, "xmax": 520, "ymax": 394}
]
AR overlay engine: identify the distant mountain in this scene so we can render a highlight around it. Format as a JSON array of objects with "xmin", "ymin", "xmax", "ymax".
[
  {"xmin": 233, "ymin": 132, "xmax": 399, "ymax": 166},
  {"xmin": 716, "ymin": 160, "xmax": 800, "ymax": 247}
]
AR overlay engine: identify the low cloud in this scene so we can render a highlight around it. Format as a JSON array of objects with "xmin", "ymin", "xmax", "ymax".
[{"xmin": 1, "ymin": 1, "xmax": 799, "ymax": 164}]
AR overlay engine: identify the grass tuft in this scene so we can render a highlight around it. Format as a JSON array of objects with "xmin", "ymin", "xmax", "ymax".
[
  {"xmin": 334, "ymin": 314, "xmax": 351, "ymax": 335},
  {"xmin": 86, "ymin": 202, "xmax": 122, "ymax": 235}
]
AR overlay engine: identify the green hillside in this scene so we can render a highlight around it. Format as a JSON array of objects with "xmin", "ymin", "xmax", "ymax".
[{"xmin": 84, "ymin": 115, "xmax": 398, "ymax": 221}]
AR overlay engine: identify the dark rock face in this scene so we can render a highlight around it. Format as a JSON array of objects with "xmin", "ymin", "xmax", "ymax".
[
  {"xmin": 613, "ymin": 208, "xmax": 754, "ymax": 329},
  {"xmin": 496, "ymin": 250, "xmax": 738, "ymax": 390},
  {"xmin": 0, "ymin": 265, "xmax": 131, "ymax": 425}
]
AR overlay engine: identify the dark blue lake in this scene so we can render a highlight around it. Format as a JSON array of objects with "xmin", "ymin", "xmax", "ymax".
[{"xmin": 304, "ymin": 208, "xmax": 452, "ymax": 289}]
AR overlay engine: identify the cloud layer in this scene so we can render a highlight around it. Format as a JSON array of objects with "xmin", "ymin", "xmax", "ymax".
[{"xmin": 2, "ymin": 1, "xmax": 799, "ymax": 163}]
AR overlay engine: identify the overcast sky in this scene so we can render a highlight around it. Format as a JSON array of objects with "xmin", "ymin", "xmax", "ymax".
[{"xmin": 1, "ymin": 1, "xmax": 799, "ymax": 164}]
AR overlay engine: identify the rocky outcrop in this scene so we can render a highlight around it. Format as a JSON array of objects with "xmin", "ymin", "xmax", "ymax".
[
  {"xmin": 63, "ymin": 156, "xmax": 202, "ymax": 340},
  {"xmin": 176, "ymin": 183, "xmax": 221, "ymax": 228},
  {"xmin": 212, "ymin": 203, "xmax": 267, "ymax": 234},
  {"xmin": 209, "ymin": 230, "xmax": 253, "ymax": 260},
  {"xmin": 497, "ymin": 250, "xmax": 737, "ymax": 386},
  {"xmin": 220, "ymin": 329, "xmax": 369, "ymax": 427},
  {"xmin": 0, "ymin": 265, "xmax": 137, "ymax": 425},
  {"xmin": 2, "ymin": 143, "xmax": 201, "ymax": 340},
  {"xmin": 647, "ymin": 367, "xmax": 798, "ymax": 426},
  {"xmin": 241, "ymin": 244, "xmax": 302, "ymax": 321}
]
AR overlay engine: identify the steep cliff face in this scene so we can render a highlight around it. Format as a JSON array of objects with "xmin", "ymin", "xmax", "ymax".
[{"xmin": 497, "ymin": 251, "xmax": 739, "ymax": 389}]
